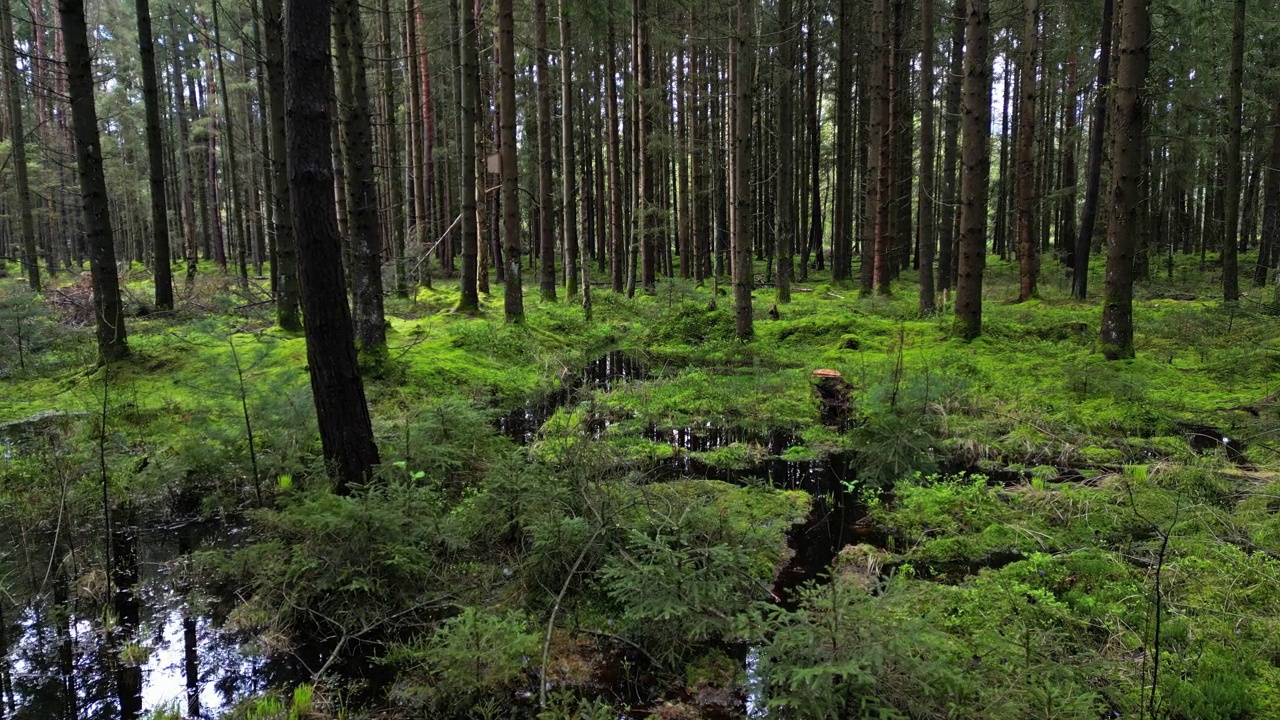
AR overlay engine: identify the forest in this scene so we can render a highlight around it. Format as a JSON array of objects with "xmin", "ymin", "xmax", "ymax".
[{"xmin": 0, "ymin": 0, "xmax": 1279, "ymax": 716}]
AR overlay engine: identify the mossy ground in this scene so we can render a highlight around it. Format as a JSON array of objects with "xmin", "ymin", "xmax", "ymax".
[{"xmin": 1, "ymin": 252, "xmax": 1278, "ymax": 718}]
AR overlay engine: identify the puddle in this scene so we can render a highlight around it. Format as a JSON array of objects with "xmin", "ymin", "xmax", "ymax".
[
  {"xmin": 5, "ymin": 522, "xmax": 263, "ymax": 719},
  {"xmin": 495, "ymin": 350, "xmax": 648, "ymax": 444}
]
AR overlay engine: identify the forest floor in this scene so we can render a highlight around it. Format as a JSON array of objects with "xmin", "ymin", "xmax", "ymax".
[{"xmin": 1, "ymin": 254, "xmax": 1279, "ymax": 719}]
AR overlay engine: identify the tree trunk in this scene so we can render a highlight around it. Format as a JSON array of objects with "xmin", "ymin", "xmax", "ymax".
[
  {"xmin": 59, "ymin": 0, "xmax": 129, "ymax": 362},
  {"xmin": 284, "ymin": 0, "xmax": 379, "ymax": 492},
  {"xmin": 262, "ymin": 0, "xmax": 300, "ymax": 330},
  {"xmin": 1256, "ymin": 94, "xmax": 1280, "ymax": 288},
  {"xmin": 1016, "ymin": 0, "xmax": 1039, "ymax": 301},
  {"xmin": 776, "ymin": 0, "xmax": 796, "ymax": 303},
  {"xmin": 380, "ymin": 0, "xmax": 406, "ymax": 298},
  {"xmin": 335, "ymin": 0, "xmax": 387, "ymax": 355},
  {"xmin": 1, "ymin": 0, "xmax": 39, "ymax": 290},
  {"xmin": 635, "ymin": 0, "xmax": 655, "ymax": 292},
  {"xmin": 456, "ymin": 0, "xmax": 480, "ymax": 311},
  {"xmin": 1100, "ymin": 0, "xmax": 1151, "ymax": 360},
  {"xmin": 1074, "ymin": 0, "xmax": 1114, "ymax": 299},
  {"xmin": 917, "ymin": 0, "xmax": 936, "ymax": 312},
  {"xmin": 871, "ymin": 0, "xmax": 893, "ymax": 293},
  {"xmin": 134, "ymin": 0, "xmax": 171, "ymax": 306},
  {"xmin": 497, "ymin": 0, "xmax": 523, "ymax": 320},
  {"xmin": 1059, "ymin": 46, "xmax": 1079, "ymax": 268},
  {"xmin": 953, "ymin": 0, "xmax": 991, "ymax": 340},
  {"xmin": 534, "ymin": 0, "xmax": 557, "ymax": 300},
  {"xmin": 560, "ymin": 2, "xmax": 581, "ymax": 298},
  {"xmin": 606, "ymin": 21, "xmax": 625, "ymax": 293},
  {"xmin": 1222, "ymin": 0, "xmax": 1244, "ymax": 301},
  {"xmin": 731, "ymin": 0, "xmax": 755, "ymax": 339},
  {"xmin": 834, "ymin": 0, "xmax": 854, "ymax": 284}
]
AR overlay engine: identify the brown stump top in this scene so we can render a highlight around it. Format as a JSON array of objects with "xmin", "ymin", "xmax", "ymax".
[{"xmin": 812, "ymin": 368, "xmax": 843, "ymax": 380}]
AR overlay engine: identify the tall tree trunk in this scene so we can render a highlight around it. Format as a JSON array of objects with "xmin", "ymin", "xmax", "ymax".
[
  {"xmin": 834, "ymin": 0, "xmax": 854, "ymax": 284},
  {"xmin": 1100, "ymin": 0, "xmax": 1151, "ymax": 360},
  {"xmin": 560, "ymin": 2, "xmax": 581, "ymax": 298},
  {"xmin": 804, "ymin": 0, "xmax": 821, "ymax": 282},
  {"xmin": 263, "ymin": 0, "xmax": 300, "ymax": 330},
  {"xmin": 1016, "ymin": 0, "xmax": 1039, "ymax": 301},
  {"xmin": 381, "ymin": 0, "xmax": 406, "ymax": 297},
  {"xmin": 871, "ymin": 0, "xmax": 893, "ymax": 293},
  {"xmin": 1256, "ymin": 94, "xmax": 1280, "ymax": 288},
  {"xmin": 953, "ymin": 0, "xmax": 991, "ymax": 340},
  {"xmin": 1059, "ymin": 46, "xmax": 1079, "ymax": 267},
  {"xmin": 1, "ymin": 0, "xmax": 39, "ymax": 290},
  {"xmin": 917, "ymin": 0, "xmax": 937, "ymax": 312},
  {"xmin": 635, "ymin": 0, "xmax": 656, "ymax": 292},
  {"xmin": 1073, "ymin": 0, "xmax": 1115, "ymax": 298},
  {"xmin": 498, "ymin": 0, "xmax": 523, "ymax": 320},
  {"xmin": 534, "ymin": 0, "xmax": 557, "ymax": 300},
  {"xmin": 59, "ymin": 0, "xmax": 128, "ymax": 362},
  {"xmin": 938, "ymin": 0, "xmax": 964, "ymax": 293},
  {"xmin": 335, "ymin": 0, "xmax": 387, "ymax": 355},
  {"xmin": 134, "ymin": 0, "xmax": 172, "ymax": 307},
  {"xmin": 456, "ymin": 0, "xmax": 480, "ymax": 311},
  {"xmin": 731, "ymin": 0, "xmax": 755, "ymax": 339},
  {"xmin": 407, "ymin": 0, "xmax": 427, "ymax": 285},
  {"xmin": 606, "ymin": 21, "xmax": 625, "ymax": 293},
  {"xmin": 776, "ymin": 0, "xmax": 796, "ymax": 303},
  {"xmin": 284, "ymin": 0, "xmax": 379, "ymax": 492},
  {"xmin": 1222, "ymin": 0, "xmax": 1245, "ymax": 301},
  {"xmin": 168, "ymin": 22, "xmax": 199, "ymax": 288}
]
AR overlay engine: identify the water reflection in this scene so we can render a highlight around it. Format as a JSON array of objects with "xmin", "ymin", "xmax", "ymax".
[{"xmin": 5, "ymin": 525, "xmax": 264, "ymax": 719}]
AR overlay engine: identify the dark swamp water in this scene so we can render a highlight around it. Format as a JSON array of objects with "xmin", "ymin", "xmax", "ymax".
[{"xmin": 3, "ymin": 350, "xmax": 872, "ymax": 718}]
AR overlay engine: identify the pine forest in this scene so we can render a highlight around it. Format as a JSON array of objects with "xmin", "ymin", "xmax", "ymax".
[{"xmin": 1, "ymin": 0, "xmax": 1280, "ymax": 717}]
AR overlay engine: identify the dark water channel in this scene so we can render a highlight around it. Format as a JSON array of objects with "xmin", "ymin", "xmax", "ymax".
[
  {"xmin": 3, "ymin": 523, "xmax": 262, "ymax": 720},
  {"xmin": 492, "ymin": 350, "xmax": 868, "ymax": 605}
]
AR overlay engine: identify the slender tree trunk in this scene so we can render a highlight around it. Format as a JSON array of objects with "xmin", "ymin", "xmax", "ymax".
[
  {"xmin": 917, "ymin": 0, "xmax": 937, "ymax": 312},
  {"xmin": 534, "ymin": 0, "xmax": 557, "ymax": 300},
  {"xmin": 1256, "ymin": 95, "xmax": 1280, "ymax": 288},
  {"xmin": 635, "ymin": 0, "xmax": 655, "ymax": 292},
  {"xmin": 1100, "ymin": 0, "xmax": 1151, "ymax": 360},
  {"xmin": 560, "ymin": 2, "xmax": 581, "ymax": 298},
  {"xmin": 334, "ymin": 0, "xmax": 387, "ymax": 354},
  {"xmin": 380, "ymin": 0, "xmax": 406, "ymax": 298},
  {"xmin": 871, "ymin": 0, "xmax": 893, "ymax": 293},
  {"xmin": 731, "ymin": 0, "xmax": 755, "ymax": 339},
  {"xmin": 263, "ymin": 0, "xmax": 300, "ymax": 330},
  {"xmin": 607, "ymin": 21, "xmax": 625, "ymax": 293},
  {"xmin": 1016, "ymin": 0, "xmax": 1039, "ymax": 301},
  {"xmin": 775, "ymin": 0, "xmax": 796, "ymax": 303},
  {"xmin": 59, "ymin": 0, "xmax": 128, "ymax": 362},
  {"xmin": 1074, "ymin": 0, "xmax": 1114, "ymax": 298},
  {"xmin": 953, "ymin": 0, "xmax": 991, "ymax": 339},
  {"xmin": 134, "ymin": 0, "xmax": 173, "ymax": 306},
  {"xmin": 1222, "ymin": 0, "xmax": 1245, "ymax": 301},
  {"xmin": 456, "ymin": 0, "xmax": 480, "ymax": 311},
  {"xmin": 498, "ymin": 0, "xmax": 523, "ymax": 320},
  {"xmin": 284, "ymin": 0, "xmax": 379, "ymax": 492},
  {"xmin": 834, "ymin": 0, "xmax": 854, "ymax": 284},
  {"xmin": 1, "ymin": 0, "xmax": 39, "ymax": 290},
  {"xmin": 1059, "ymin": 46, "xmax": 1079, "ymax": 267}
]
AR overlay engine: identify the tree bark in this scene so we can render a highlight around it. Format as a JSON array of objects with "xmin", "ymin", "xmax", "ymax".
[
  {"xmin": 59, "ymin": 0, "xmax": 129, "ymax": 362},
  {"xmin": 1, "ymin": 0, "xmax": 39, "ymax": 290},
  {"xmin": 335, "ymin": 0, "xmax": 387, "ymax": 354},
  {"xmin": 776, "ymin": 0, "xmax": 796, "ymax": 303},
  {"xmin": 731, "ymin": 0, "xmax": 755, "ymax": 339},
  {"xmin": 1256, "ymin": 94, "xmax": 1280, "ymax": 288},
  {"xmin": 497, "ymin": 0, "xmax": 523, "ymax": 321},
  {"xmin": 534, "ymin": 0, "xmax": 557, "ymax": 300},
  {"xmin": 1016, "ymin": 0, "xmax": 1039, "ymax": 301},
  {"xmin": 1100, "ymin": 0, "xmax": 1151, "ymax": 360},
  {"xmin": 1073, "ymin": 0, "xmax": 1114, "ymax": 299},
  {"xmin": 952, "ymin": 0, "xmax": 991, "ymax": 340},
  {"xmin": 917, "ymin": 0, "xmax": 936, "ymax": 312},
  {"xmin": 456, "ymin": 0, "xmax": 480, "ymax": 311},
  {"xmin": 262, "ymin": 0, "xmax": 300, "ymax": 330},
  {"xmin": 560, "ymin": 2, "xmax": 580, "ymax": 298},
  {"xmin": 1222, "ymin": 0, "xmax": 1244, "ymax": 301},
  {"xmin": 284, "ymin": 0, "xmax": 379, "ymax": 492}
]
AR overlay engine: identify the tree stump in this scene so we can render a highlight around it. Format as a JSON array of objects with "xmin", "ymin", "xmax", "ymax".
[{"xmin": 811, "ymin": 369, "xmax": 854, "ymax": 426}]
